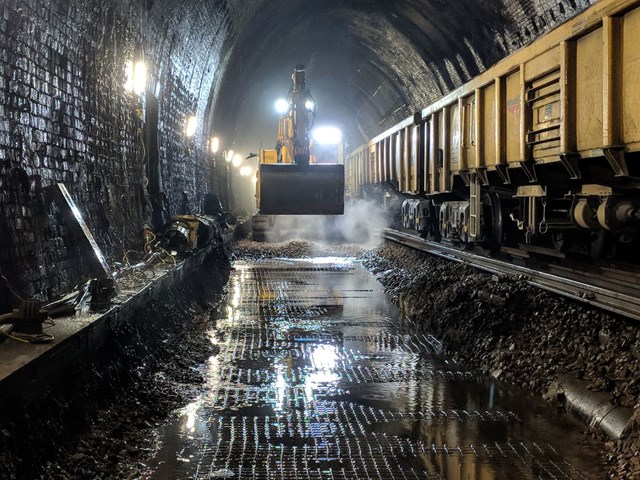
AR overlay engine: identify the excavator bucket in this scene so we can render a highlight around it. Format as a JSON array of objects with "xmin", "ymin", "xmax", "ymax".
[{"xmin": 258, "ymin": 163, "xmax": 344, "ymax": 215}]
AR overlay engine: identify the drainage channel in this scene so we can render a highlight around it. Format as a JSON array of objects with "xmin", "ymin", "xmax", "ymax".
[{"xmin": 144, "ymin": 257, "xmax": 606, "ymax": 479}]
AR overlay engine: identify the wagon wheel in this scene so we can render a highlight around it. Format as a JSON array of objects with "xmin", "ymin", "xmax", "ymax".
[{"xmin": 483, "ymin": 191, "xmax": 503, "ymax": 250}]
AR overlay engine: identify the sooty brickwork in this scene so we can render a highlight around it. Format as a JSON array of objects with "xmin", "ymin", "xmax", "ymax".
[{"xmin": 0, "ymin": 0, "xmax": 231, "ymax": 300}]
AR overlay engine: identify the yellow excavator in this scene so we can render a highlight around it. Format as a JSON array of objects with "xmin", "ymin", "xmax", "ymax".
[{"xmin": 256, "ymin": 65, "xmax": 344, "ymax": 215}]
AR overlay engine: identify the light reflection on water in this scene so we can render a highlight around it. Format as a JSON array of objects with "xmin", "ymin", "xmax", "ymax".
[{"xmin": 146, "ymin": 258, "xmax": 606, "ymax": 480}]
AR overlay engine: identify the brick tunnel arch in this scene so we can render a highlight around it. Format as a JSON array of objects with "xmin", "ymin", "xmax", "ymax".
[{"xmin": 209, "ymin": 0, "xmax": 596, "ymax": 151}]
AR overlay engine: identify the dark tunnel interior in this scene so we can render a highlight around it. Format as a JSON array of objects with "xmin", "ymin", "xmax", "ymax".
[{"xmin": 0, "ymin": 0, "xmax": 594, "ymax": 298}]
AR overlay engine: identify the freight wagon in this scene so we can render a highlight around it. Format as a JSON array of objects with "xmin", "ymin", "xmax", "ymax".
[{"xmin": 345, "ymin": 0, "xmax": 640, "ymax": 258}]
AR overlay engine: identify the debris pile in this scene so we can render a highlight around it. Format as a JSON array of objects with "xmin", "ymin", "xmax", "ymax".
[
  {"xmin": 362, "ymin": 242, "xmax": 640, "ymax": 478},
  {"xmin": 234, "ymin": 239, "xmax": 365, "ymax": 260}
]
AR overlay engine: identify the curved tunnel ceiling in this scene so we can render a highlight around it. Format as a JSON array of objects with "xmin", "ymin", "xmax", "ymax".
[{"xmin": 210, "ymin": 0, "xmax": 595, "ymax": 155}]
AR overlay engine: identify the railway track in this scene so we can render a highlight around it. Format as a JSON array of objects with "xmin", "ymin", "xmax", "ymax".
[{"xmin": 382, "ymin": 228, "xmax": 640, "ymax": 321}]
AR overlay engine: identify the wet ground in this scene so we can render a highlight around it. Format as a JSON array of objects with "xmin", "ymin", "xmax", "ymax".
[{"xmin": 145, "ymin": 256, "xmax": 607, "ymax": 479}]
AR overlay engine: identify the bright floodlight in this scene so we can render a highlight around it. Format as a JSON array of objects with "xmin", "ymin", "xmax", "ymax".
[
  {"xmin": 275, "ymin": 98, "xmax": 289, "ymax": 114},
  {"xmin": 312, "ymin": 126, "xmax": 342, "ymax": 145},
  {"xmin": 305, "ymin": 100, "xmax": 315, "ymax": 110},
  {"xmin": 185, "ymin": 116, "xmax": 198, "ymax": 138},
  {"xmin": 210, "ymin": 136, "xmax": 220, "ymax": 154},
  {"xmin": 239, "ymin": 166, "xmax": 252, "ymax": 177},
  {"xmin": 226, "ymin": 150, "xmax": 234, "ymax": 162},
  {"xmin": 133, "ymin": 61, "xmax": 147, "ymax": 95},
  {"xmin": 232, "ymin": 153, "xmax": 242, "ymax": 167},
  {"xmin": 124, "ymin": 60, "xmax": 147, "ymax": 95}
]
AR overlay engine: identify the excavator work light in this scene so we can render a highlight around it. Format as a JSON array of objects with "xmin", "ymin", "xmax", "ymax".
[
  {"xmin": 275, "ymin": 99, "xmax": 288, "ymax": 114},
  {"xmin": 312, "ymin": 126, "xmax": 342, "ymax": 145}
]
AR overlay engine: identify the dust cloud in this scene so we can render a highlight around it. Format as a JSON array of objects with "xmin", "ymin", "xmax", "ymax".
[{"xmin": 266, "ymin": 199, "xmax": 390, "ymax": 248}]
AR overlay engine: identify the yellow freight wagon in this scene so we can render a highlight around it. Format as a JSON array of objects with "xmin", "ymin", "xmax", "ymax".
[{"xmin": 346, "ymin": 0, "xmax": 640, "ymax": 256}]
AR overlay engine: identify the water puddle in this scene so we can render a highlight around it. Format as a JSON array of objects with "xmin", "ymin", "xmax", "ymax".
[{"xmin": 146, "ymin": 258, "xmax": 606, "ymax": 479}]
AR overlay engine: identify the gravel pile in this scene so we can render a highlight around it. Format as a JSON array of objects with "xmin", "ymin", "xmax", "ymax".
[
  {"xmin": 362, "ymin": 242, "xmax": 640, "ymax": 479},
  {"xmin": 234, "ymin": 239, "xmax": 366, "ymax": 260}
]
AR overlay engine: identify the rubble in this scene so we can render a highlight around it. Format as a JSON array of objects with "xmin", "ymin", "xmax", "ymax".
[
  {"xmin": 362, "ymin": 241, "xmax": 640, "ymax": 478},
  {"xmin": 234, "ymin": 239, "xmax": 366, "ymax": 260}
]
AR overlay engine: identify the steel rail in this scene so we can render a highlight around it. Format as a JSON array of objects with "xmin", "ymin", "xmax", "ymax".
[{"xmin": 382, "ymin": 229, "xmax": 640, "ymax": 321}]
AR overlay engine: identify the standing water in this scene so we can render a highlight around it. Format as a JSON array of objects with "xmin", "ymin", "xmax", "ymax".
[{"xmin": 146, "ymin": 257, "xmax": 606, "ymax": 479}]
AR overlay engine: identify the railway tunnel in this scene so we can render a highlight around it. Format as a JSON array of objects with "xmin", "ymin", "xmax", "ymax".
[{"xmin": 2, "ymin": 0, "xmax": 640, "ymax": 478}]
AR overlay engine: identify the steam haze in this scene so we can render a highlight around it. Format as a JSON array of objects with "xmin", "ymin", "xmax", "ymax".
[{"xmin": 264, "ymin": 199, "xmax": 390, "ymax": 248}]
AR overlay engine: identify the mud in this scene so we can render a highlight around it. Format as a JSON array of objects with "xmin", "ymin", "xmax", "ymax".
[{"xmin": 362, "ymin": 241, "xmax": 640, "ymax": 479}]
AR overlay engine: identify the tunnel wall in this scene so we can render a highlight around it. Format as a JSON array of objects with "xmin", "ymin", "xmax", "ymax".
[{"xmin": 0, "ymin": 0, "xmax": 231, "ymax": 299}]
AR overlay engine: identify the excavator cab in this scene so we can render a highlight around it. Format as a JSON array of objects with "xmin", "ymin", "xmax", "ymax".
[{"xmin": 256, "ymin": 65, "xmax": 344, "ymax": 215}]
